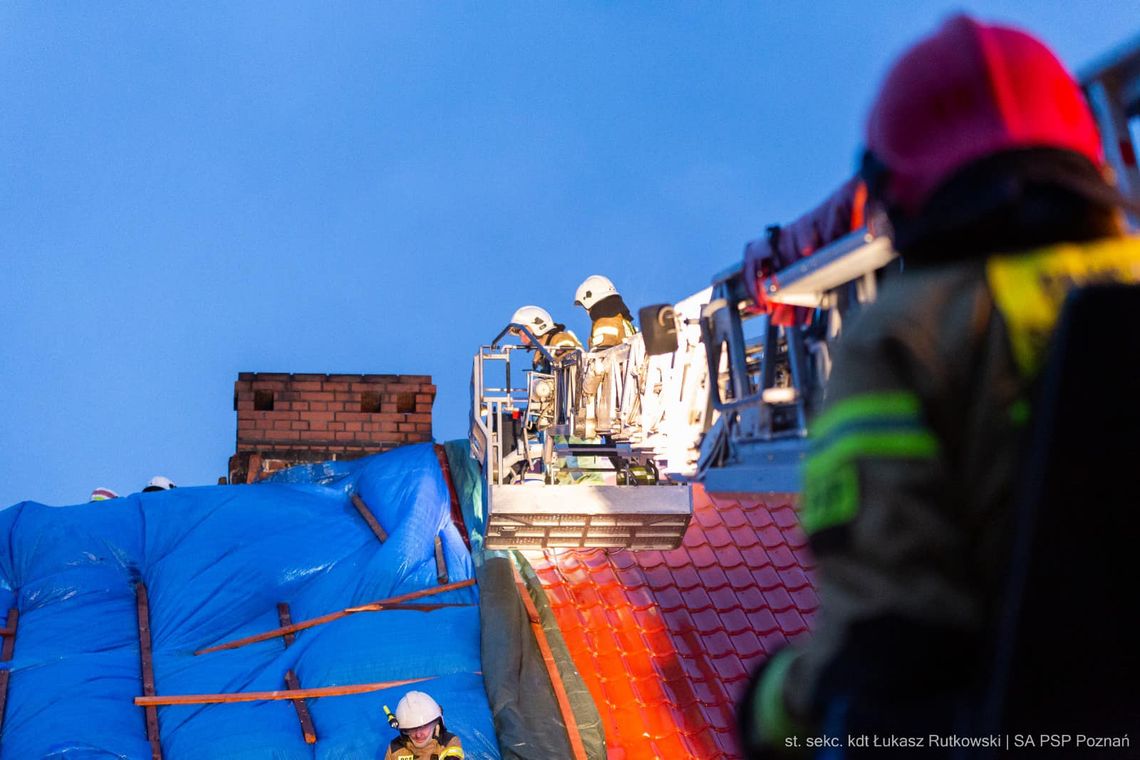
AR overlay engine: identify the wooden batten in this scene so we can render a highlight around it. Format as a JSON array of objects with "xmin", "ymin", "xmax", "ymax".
[
  {"xmin": 135, "ymin": 584, "xmax": 163, "ymax": 760},
  {"xmin": 434, "ymin": 536, "xmax": 449, "ymax": 584},
  {"xmin": 278, "ymin": 603, "xmax": 317, "ymax": 744},
  {"xmin": 0, "ymin": 608, "xmax": 19, "ymax": 735},
  {"xmin": 195, "ymin": 579, "xmax": 476, "ymax": 656},
  {"xmin": 350, "ymin": 493, "xmax": 389, "ymax": 543}
]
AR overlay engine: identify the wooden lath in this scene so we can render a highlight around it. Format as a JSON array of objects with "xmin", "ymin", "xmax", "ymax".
[
  {"xmin": 195, "ymin": 579, "xmax": 477, "ymax": 656},
  {"xmin": 0, "ymin": 608, "xmax": 19, "ymax": 735},
  {"xmin": 276, "ymin": 602, "xmax": 297, "ymax": 648},
  {"xmin": 433, "ymin": 443, "xmax": 472, "ymax": 552},
  {"xmin": 513, "ymin": 567, "xmax": 588, "ymax": 760},
  {"xmin": 135, "ymin": 583, "xmax": 163, "ymax": 760},
  {"xmin": 134, "ymin": 676, "xmax": 439, "ymax": 707},
  {"xmin": 350, "ymin": 493, "xmax": 389, "ymax": 543},
  {"xmin": 434, "ymin": 536, "xmax": 449, "ymax": 584},
  {"xmin": 278, "ymin": 603, "xmax": 317, "ymax": 744}
]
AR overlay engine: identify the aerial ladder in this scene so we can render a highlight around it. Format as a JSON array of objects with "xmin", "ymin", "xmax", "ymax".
[
  {"xmin": 1081, "ymin": 34, "xmax": 1140, "ymax": 231},
  {"xmin": 469, "ymin": 297, "xmax": 705, "ymax": 550},
  {"xmin": 468, "ymin": 180, "xmax": 894, "ymax": 549},
  {"xmin": 470, "ymin": 43, "xmax": 1140, "ymax": 551},
  {"xmin": 689, "ymin": 47, "xmax": 1140, "ymax": 501},
  {"xmin": 691, "ymin": 180, "xmax": 896, "ymax": 495}
]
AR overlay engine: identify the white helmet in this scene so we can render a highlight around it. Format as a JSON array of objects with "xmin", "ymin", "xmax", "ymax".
[
  {"xmin": 90, "ymin": 487, "xmax": 119, "ymax": 502},
  {"xmin": 510, "ymin": 305, "xmax": 556, "ymax": 337},
  {"xmin": 395, "ymin": 690, "xmax": 442, "ymax": 729},
  {"xmin": 143, "ymin": 475, "xmax": 176, "ymax": 492},
  {"xmin": 574, "ymin": 275, "xmax": 618, "ymax": 310}
]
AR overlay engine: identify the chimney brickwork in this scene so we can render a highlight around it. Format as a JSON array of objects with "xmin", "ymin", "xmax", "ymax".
[{"xmin": 229, "ymin": 372, "xmax": 436, "ymax": 483}]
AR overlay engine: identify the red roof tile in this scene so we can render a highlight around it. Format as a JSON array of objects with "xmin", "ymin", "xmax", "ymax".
[{"xmin": 527, "ymin": 485, "xmax": 818, "ymax": 758}]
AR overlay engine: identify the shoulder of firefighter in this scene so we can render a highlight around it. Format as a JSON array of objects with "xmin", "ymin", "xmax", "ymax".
[
  {"xmin": 740, "ymin": 235, "xmax": 1140, "ymax": 752},
  {"xmin": 439, "ymin": 733, "xmax": 464, "ymax": 758},
  {"xmin": 589, "ymin": 314, "xmax": 636, "ymax": 349},
  {"xmin": 544, "ymin": 327, "xmax": 583, "ymax": 352},
  {"xmin": 530, "ymin": 327, "xmax": 582, "ymax": 371},
  {"xmin": 384, "ymin": 730, "xmax": 463, "ymax": 760}
]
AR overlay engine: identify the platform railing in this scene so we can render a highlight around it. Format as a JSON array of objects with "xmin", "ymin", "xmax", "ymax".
[{"xmin": 696, "ymin": 226, "xmax": 897, "ymax": 494}]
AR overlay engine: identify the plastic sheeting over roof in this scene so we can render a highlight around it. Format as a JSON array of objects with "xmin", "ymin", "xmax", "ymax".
[{"xmin": 0, "ymin": 443, "xmax": 498, "ymax": 759}]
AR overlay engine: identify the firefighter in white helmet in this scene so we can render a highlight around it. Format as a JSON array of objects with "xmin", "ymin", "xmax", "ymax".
[
  {"xmin": 384, "ymin": 690, "xmax": 463, "ymax": 760},
  {"xmin": 572, "ymin": 276, "xmax": 637, "ymax": 438},
  {"xmin": 142, "ymin": 475, "xmax": 176, "ymax": 493},
  {"xmin": 509, "ymin": 305, "xmax": 582, "ymax": 372},
  {"xmin": 573, "ymin": 275, "xmax": 636, "ymax": 349}
]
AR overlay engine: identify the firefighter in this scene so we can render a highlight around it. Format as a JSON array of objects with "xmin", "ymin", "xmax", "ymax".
[
  {"xmin": 573, "ymin": 275, "xmax": 637, "ymax": 349},
  {"xmin": 509, "ymin": 305, "xmax": 582, "ymax": 372},
  {"xmin": 142, "ymin": 475, "xmax": 176, "ymax": 493},
  {"xmin": 739, "ymin": 15, "xmax": 1139, "ymax": 757},
  {"xmin": 572, "ymin": 276, "xmax": 637, "ymax": 438},
  {"xmin": 384, "ymin": 691, "xmax": 463, "ymax": 760}
]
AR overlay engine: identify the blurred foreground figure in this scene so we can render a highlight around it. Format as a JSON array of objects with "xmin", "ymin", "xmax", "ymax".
[{"xmin": 740, "ymin": 15, "xmax": 1139, "ymax": 757}]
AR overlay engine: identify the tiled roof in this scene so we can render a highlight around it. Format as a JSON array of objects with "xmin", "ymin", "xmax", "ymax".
[{"xmin": 526, "ymin": 485, "xmax": 818, "ymax": 759}]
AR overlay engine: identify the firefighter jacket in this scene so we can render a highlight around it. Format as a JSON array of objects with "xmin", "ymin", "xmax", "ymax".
[
  {"xmin": 383, "ymin": 728, "xmax": 464, "ymax": 760},
  {"xmin": 588, "ymin": 314, "xmax": 636, "ymax": 349},
  {"xmin": 543, "ymin": 328, "xmax": 582, "ymax": 354},
  {"xmin": 532, "ymin": 327, "xmax": 582, "ymax": 371},
  {"xmin": 586, "ymin": 294, "xmax": 637, "ymax": 349},
  {"xmin": 743, "ymin": 235, "xmax": 1140, "ymax": 748}
]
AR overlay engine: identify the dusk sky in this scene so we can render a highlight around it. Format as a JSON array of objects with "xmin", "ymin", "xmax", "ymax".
[{"xmin": 3, "ymin": 3, "xmax": 1137, "ymax": 507}]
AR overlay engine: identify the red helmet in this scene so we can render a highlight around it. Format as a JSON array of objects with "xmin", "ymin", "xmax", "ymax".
[{"xmin": 865, "ymin": 15, "xmax": 1104, "ymax": 213}]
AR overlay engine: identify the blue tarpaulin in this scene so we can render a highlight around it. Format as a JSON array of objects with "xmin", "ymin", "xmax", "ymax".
[{"xmin": 0, "ymin": 443, "xmax": 498, "ymax": 759}]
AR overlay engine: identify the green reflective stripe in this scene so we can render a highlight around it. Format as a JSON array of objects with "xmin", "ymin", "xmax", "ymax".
[
  {"xmin": 802, "ymin": 430, "xmax": 940, "ymax": 534},
  {"xmin": 802, "ymin": 462, "xmax": 858, "ymax": 535},
  {"xmin": 810, "ymin": 391, "xmax": 922, "ymax": 440},
  {"xmin": 750, "ymin": 648, "xmax": 805, "ymax": 748},
  {"xmin": 1009, "ymin": 397, "xmax": 1031, "ymax": 427},
  {"xmin": 807, "ymin": 429, "xmax": 940, "ymax": 475}
]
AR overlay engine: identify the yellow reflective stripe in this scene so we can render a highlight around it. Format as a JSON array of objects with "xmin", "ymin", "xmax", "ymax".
[
  {"xmin": 810, "ymin": 391, "xmax": 922, "ymax": 439},
  {"xmin": 986, "ymin": 236, "xmax": 1140, "ymax": 376},
  {"xmin": 439, "ymin": 748, "xmax": 464, "ymax": 759},
  {"xmin": 803, "ymin": 430, "xmax": 939, "ymax": 534},
  {"xmin": 591, "ymin": 327, "xmax": 618, "ymax": 347}
]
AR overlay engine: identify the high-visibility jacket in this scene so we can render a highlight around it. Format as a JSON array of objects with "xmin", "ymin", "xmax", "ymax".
[
  {"xmin": 588, "ymin": 314, "xmax": 636, "ymax": 349},
  {"xmin": 544, "ymin": 328, "xmax": 582, "ymax": 353},
  {"xmin": 532, "ymin": 328, "xmax": 582, "ymax": 371},
  {"xmin": 744, "ymin": 236, "xmax": 1140, "ymax": 747},
  {"xmin": 384, "ymin": 729, "xmax": 464, "ymax": 760}
]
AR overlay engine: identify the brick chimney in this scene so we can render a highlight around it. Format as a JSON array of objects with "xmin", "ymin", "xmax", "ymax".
[{"xmin": 228, "ymin": 372, "xmax": 436, "ymax": 484}]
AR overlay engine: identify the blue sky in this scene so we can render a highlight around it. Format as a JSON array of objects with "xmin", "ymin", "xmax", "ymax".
[{"xmin": 2, "ymin": 3, "xmax": 1136, "ymax": 507}]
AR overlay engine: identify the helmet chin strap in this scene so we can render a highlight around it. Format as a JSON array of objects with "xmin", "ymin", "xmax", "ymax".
[{"xmin": 405, "ymin": 719, "xmax": 440, "ymax": 747}]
